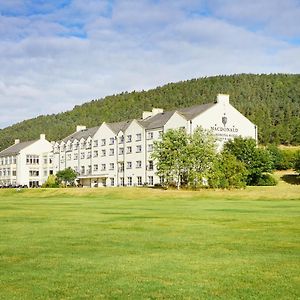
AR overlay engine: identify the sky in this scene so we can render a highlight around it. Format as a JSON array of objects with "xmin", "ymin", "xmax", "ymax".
[{"xmin": 0, "ymin": 0, "xmax": 299, "ymax": 129}]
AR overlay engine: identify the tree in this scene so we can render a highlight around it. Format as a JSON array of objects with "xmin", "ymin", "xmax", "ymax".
[
  {"xmin": 224, "ymin": 137, "xmax": 274, "ymax": 185},
  {"xmin": 294, "ymin": 151, "xmax": 300, "ymax": 174},
  {"xmin": 42, "ymin": 174, "xmax": 59, "ymax": 188},
  {"xmin": 151, "ymin": 128, "xmax": 188, "ymax": 189},
  {"xmin": 208, "ymin": 152, "xmax": 248, "ymax": 189},
  {"xmin": 56, "ymin": 168, "xmax": 77, "ymax": 186},
  {"xmin": 151, "ymin": 127, "xmax": 217, "ymax": 189}
]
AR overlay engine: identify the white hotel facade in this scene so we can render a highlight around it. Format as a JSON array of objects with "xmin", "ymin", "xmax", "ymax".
[{"xmin": 0, "ymin": 94, "xmax": 257, "ymax": 187}]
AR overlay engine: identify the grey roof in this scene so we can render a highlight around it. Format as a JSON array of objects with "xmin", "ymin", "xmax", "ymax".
[
  {"xmin": 106, "ymin": 121, "xmax": 131, "ymax": 134},
  {"xmin": 140, "ymin": 111, "xmax": 176, "ymax": 129},
  {"xmin": 0, "ymin": 140, "xmax": 36, "ymax": 157},
  {"xmin": 178, "ymin": 102, "xmax": 215, "ymax": 120},
  {"xmin": 62, "ymin": 126, "xmax": 99, "ymax": 143}
]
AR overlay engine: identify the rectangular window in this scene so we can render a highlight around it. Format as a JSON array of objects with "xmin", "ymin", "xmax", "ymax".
[
  {"xmin": 148, "ymin": 144, "xmax": 153, "ymax": 152},
  {"xmin": 120, "ymin": 177, "xmax": 124, "ymax": 186},
  {"xmin": 29, "ymin": 170, "xmax": 39, "ymax": 177},
  {"xmin": 93, "ymin": 150, "xmax": 98, "ymax": 158},
  {"xmin": 93, "ymin": 164, "xmax": 98, "ymax": 171},
  {"xmin": 81, "ymin": 153, "xmax": 85, "ymax": 159},
  {"xmin": 137, "ymin": 176, "xmax": 142, "ymax": 186},
  {"xmin": 94, "ymin": 140, "xmax": 98, "ymax": 147},
  {"xmin": 119, "ymin": 162, "xmax": 124, "ymax": 172},
  {"xmin": 147, "ymin": 132, "xmax": 154, "ymax": 140},
  {"xmin": 127, "ymin": 146, "xmax": 132, "ymax": 154},
  {"xmin": 109, "ymin": 163, "xmax": 114, "ymax": 170},
  {"xmin": 74, "ymin": 153, "xmax": 78, "ymax": 160},
  {"xmin": 109, "ymin": 137, "xmax": 115, "ymax": 145},
  {"xmin": 87, "ymin": 151, "xmax": 92, "ymax": 159},
  {"xmin": 119, "ymin": 135, "xmax": 124, "ymax": 144},
  {"xmin": 127, "ymin": 135, "xmax": 132, "ymax": 143},
  {"xmin": 127, "ymin": 161, "xmax": 132, "ymax": 169},
  {"xmin": 148, "ymin": 160, "xmax": 154, "ymax": 171},
  {"xmin": 101, "ymin": 150, "xmax": 106, "ymax": 157},
  {"xmin": 87, "ymin": 165, "xmax": 92, "ymax": 174},
  {"xmin": 81, "ymin": 166, "xmax": 85, "ymax": 175},
  {"xmin": 101, "ymin": 139, "xmax": 106, "ymax": 146},
  {"xmin": 110, "ymin": 178, "xmax": 114, "ymax": 186},
  {"xmin": 136, "ymin": 133, "xmax": 142, "ymax": 141},
  {"xmin": 136, "ymin": 145, "xmax": 142, "ymax": 153},
  {"xmin": 127, "ymin": 177, "xmax": 132, "ymax": 186},
  {"xmin": 136, "ymin": 160, "xmax": 142, "ymax": 168},
  {"xmin": 119, "ymin": 148, "xmax": 124, "ymax": 155},
  {"xmin": 109, "ymin": 148, "xmax": 114, "ymax": 156},
  {"xmin": 101, "ymin": 164, "xmax": 106, "ymax": 171},
  {"xmin": 158, "ymin": 130, "xmax": 163, "ymax": 138},
  {"xmin": 148, "ymin": 176, "xmax": 153, "ymax": 185},
  {"xmin": 12, "ymin": 170, "xmax": 17, "ymax": 176}
]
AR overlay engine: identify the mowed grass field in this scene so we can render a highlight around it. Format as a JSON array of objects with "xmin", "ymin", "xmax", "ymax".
[{"xmin": 0, "ymin": 172, "xmax": 299, "ymax": 299}]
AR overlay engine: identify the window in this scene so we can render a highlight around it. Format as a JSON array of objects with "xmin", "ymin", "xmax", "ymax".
[
  {"xmin": 119, "ymin": 162, "xmax": 124, "ymax": 172},
  {"xmin": 29, "ymin": 170, "xmax": 39, "ymax": 177},
  {"xmin": 87, "ymin": 141, "xmax": 92, "ymax": 149},
  {"xmin": 119, "ymin": 148, "xmax": 124, "ymax": 155},
  {"xmin": 74, "ymin": 143, "xmax": 79, "ymax": 150},
  {"xmin": 12, "ymin": 170, "xmax": 17, "ymax": 176},
  {"xmin": 147, "ymin": 132, "xmax": 154, "ymax": 140},
  {"xmin": 93, "ymin": 150, "xmax": 98, "ymax": 158},
  {"xmin": 159, "ymin": 130, "xmax": 163, "ymax": 138},
  {"xmin": 120, "ymin": 177, "xmax": 124, "ymax": 186},
  {"xmin": 109, "ymin": 137, "xmax": 115, "ymax": 145},
  {"xmin": 87, "ymin": 165, "xmax": 92, "ymax": 174},
  {"xmin": 110, "ymin": 178, "xmax": 115, "ymax": 186},
  {"xmin": 127, "ymin": 135, "xmax": 132, "ymax": 143},
  {"xmin": 87, "ymin": 151, "xmax": 92, "ymax": 159},
  {"xmin": 81, "ymin": 153, "xmax": 85, "ymax": 159},
  {"xmin": 127, "ymin": 161, "xmax": 132, "ymax": 169},
  {"xmin": 81, "ymin": 142, "xmax": 86, "ymax": 149},
  {"xmin": 148, "ymin": 160, "xmax": 154, "ymax": 171},
  {"xmin": 94, "ymin": 140, "xmax": 98, "ymax": 147},
  {"xmin": 136, "ymin": 145, "xmax": 142, "ymax": 153},
  {"xmin": 127, "ymin": 146, "xmax": 132, "ymax": 154},
  {"xmin": 136, "ymin": 160, "xmax": 142, "ymax": 168},
  {"xmin": 148, "ymin": 176, "xmax": 153, "ymax": 185},
  {"xmin": 101, "ymin": 164, "xmax": 106, "ymax": 171},
  {"xmin": 26, "ymin": 155, "xmax": 39, "ymax": 165},
  {"xmin": 101, "ymin": 139, "xmax": 106, "ymax": 146},
  {"xmin": 109, "ymin": 148, "xmax": 114, "ymax": 156},
  {"xmin": 81, "ymin": 166, "xmax": 85, "ymax": 175},
  {"xmin": 137, "ymin": 176, "xmax": 142, "ymax": 186},
  {"xmin": 74, "ymin": 153, "xmax": 78, "ymax": 160},
  {"xmin": 109, "ymin": 163, "xmax": 114, "ymax": 170},
  {"xmin": 119, "ymin": 135, "xmax": 124, "ymax": 144},
  {"xmin": 127, "ymin": 177, "xmax": 132, "ymax": 186},
  {"xmin": 136, "ymin": 133, "xmax": 142, "ymax": 141},
  {"xmin": 67, "ymin": 154, "xmax": 72, "ymax": 161},
  {"xmin": 101, "ymin": 150, "xmax": 106, "ymax": 157},
  {"xmin": 93, "ymin": 164, "xmax": 98, "ymax": 171},
  {"xmin": 148, "ymin": 144, "xmax": 153, "ymax": 152}
]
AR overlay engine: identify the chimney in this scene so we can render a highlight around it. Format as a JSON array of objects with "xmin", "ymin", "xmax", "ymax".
[
  {"xmin": 76, "ymin": 125, "xmax": 86, "ymax": 132},
  {"xmin": 40, "ymin": 134, "xmax": 46, "ymax": 140},
  {"xmin": 15, "ymin": 139, "xmax": 20, "ymax": 144},
  {"xmin": 216, "ymin": 94, "xmax": 230, "ymax": 105},
  {"xmin": 142, "ymin": 108, "xmax": 164, "ymax": 119}
]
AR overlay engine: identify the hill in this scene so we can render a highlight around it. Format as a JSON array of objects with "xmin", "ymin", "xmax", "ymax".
[{"xmin": 0, "ymin": 73, "xmax": 299, "ymax": 151}]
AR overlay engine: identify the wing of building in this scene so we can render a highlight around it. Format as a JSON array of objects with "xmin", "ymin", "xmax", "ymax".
[
  {"xmin": 0, "ymin": 134, "xmax": 53, "ymax": 187},
  {"xmin": 52, "ymin": 94, "xmax": 257, "ymax": 188}
]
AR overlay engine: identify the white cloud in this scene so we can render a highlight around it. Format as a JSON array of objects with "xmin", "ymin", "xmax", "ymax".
[{"xmin": 0, "ymin": 0, "xmax": 299, "ymax": 129}]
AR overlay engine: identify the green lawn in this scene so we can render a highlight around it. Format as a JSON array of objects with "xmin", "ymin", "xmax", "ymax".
[{"xmin": 0, "ymin": 177, "xmax": 299, "ymax": 299}]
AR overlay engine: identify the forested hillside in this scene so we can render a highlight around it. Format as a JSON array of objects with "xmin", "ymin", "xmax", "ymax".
[{"xmin": 0, "ymin": 73, "xmax": 299, "ymax": 151}]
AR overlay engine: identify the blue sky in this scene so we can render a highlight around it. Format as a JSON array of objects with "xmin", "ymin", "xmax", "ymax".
[{"xmin": 0, "ymin": 0, "xmax": 299, "ymax": 129}]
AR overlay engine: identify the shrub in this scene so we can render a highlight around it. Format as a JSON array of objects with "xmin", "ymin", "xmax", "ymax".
[
  {"xmin": 42, "ymin": 175, "xmax": 59, "ymax": 188},
  {"xmin": 294, "ymin": 151, "xmax": 300, "ymax": 174},
  {"xmin": 256, "ymin": 174, "xmax": 278, "ymax": 186}
]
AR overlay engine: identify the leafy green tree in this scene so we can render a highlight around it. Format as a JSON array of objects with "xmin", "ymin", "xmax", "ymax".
[
  {"xmin": 151, "ymin": 128, "xmax": 188, "ymax": 189},
  {"xmin": 224, "ymin": 137, "xmax": 274, "ymax": 185},
  {"xmin": 56, "ymin": 168, "xmax": 77, "ymax": 187},
  {"xmin": 42, "ymin": 174, "xmax": 59, "ymax": 188},
  {"xmin": 267, "ymin": 145, "xmax": 294, "ymax": 170},
  {"xmin": 208, "ymin": 153, "xmax": 248, "ymax": 189},
  {"xmin": 294, "ymin": 151, "xmax": 300, "ymax": 174}
]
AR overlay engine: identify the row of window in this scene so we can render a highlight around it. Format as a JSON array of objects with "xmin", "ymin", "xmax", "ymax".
[
  {"xmin": 108, "ymin": 176, "xmax": 154, "ymax": 187},
  {"xmin": 58, "ymin": 131, "xmax": 162, "ymax": 152},
  {"xmin": 0, "ymin": 156, "xmax": 17, "ymax": 165},
  {"xmin": 74, "ymin": 160, "xmax": 154, "ymax": 174},
  {"xmin": 0, "ymin": 169, "xmax": 16, "ymax": 177}
]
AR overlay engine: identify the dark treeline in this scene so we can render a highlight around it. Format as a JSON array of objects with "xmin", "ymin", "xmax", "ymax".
[{"xmin": 0, "ymin": 73, "xmax": 299, "ymax": 151}]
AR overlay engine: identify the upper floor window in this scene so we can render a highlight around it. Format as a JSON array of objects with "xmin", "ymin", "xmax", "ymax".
[
  {"xmin": 109, "ymin": 137, "xmax": 115, "ymax": 145},
  {"xmin": 136, "ymin": 133, "xmax": 142, "ymax": 141},
  {"xmin": 119, "ymin": 135, "xmax": 124, "ymax": 144},
  {"xmin": 101, "ymin": 139, "xmax": 106, "ymax": 146},
  {"xmin": 147, "ymin": 132, "xmax": 154, "ymax": 140},
  {"xmin": 127, "ymin": 135, "xmax": 132, "ymax": 143},
  {"xmin": 94, "ymin": 140, "xmax": 98, "ymax": 147}
]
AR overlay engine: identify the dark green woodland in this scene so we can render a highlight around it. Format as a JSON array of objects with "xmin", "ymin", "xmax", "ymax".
[{"xmin": 0, "ymin": 73, "xmax": 299, "ymax": 151}]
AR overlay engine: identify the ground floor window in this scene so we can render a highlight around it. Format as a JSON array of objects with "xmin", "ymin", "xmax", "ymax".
[
  {"xmin": 137, "ymin": 176, "xmax": 142, "ymax": 186},
  {"xmin": 148, "ymin": 176, "xmax": 153, "ymax": 185},
  {"xmin": 120, "ymin": 177, "xmax": 124, "ymax": 186},
  {"xmin": 127, "ymin": 177, "xmax": 132, "ymax": 186},
  {"xmin": 110, "ymin": 178, "xmax": 114, "ymax": 186},
  {"xmin": 29, "ymin": 181, "xmax": 39, "ymax": 188}
]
